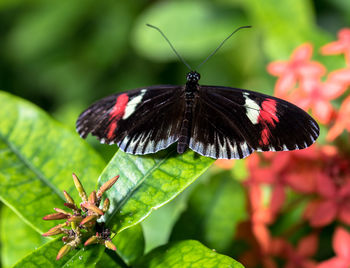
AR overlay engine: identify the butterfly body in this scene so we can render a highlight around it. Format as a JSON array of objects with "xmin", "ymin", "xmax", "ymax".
[{"xmin": 76, "ymin": 70, "xmax": 319, "ymax": 159}]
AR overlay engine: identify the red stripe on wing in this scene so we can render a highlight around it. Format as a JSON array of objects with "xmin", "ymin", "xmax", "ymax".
[
  {"xmin": 107, "ymin": 93, "xmax": 129, "ymax": 139},
  {"xmin": 258, "ymin": 99, "xmax": 279, "ymax": 146}
]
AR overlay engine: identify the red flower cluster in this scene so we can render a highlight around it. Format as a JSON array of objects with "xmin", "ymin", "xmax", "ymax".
[
  {"xmin": 268, "ymin": 29, "xmax": 350, "ymax": 131},
  {"xmin": 217, "ymin": 28, "xmax": 350, "ymax": 268}
]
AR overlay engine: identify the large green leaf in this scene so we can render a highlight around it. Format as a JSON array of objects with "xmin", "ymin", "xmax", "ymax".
[
  {"xmin": 170, "ymin": 171, "xmax": 247, "ymax": 252},
  {"xmin": 12, "ymin": 238, "xmax": 105, "ymax": 268},
  {"xmin": 0, "ymin": 91, "xmax": 105, "ymax": 233},
  {"xmin": 114, "ymin": 223, "xmax": 145, "ymax": 265},
  {"xmin": 135, "ymin": 240, "xmax": 244, "ymax": 268},
  {"xmin": 0, "ymin": 206, "xmax": 49, "ymax": 267},
  {"xmin": 98, "ymin": 147, "xmax": 214, "ymax": 234}
]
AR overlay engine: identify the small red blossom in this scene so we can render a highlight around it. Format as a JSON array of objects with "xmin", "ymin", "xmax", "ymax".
[
  {"xmin": 268, "ymin": 43, "xmax": 326, "ymax": 97},
  {"xmin": 305, "ymin": 164, "xmax": 350, "ymax": 227},
  {"xmin": 327, "ymin": 95, "xmax": 350, "ymax": 141},
  {"xmin": 294, "ymin": 78, "xmax": 345, "ymax": 124},
  {"xmin": 247, "ymin": 150, "xmax": 317, "ymax": 198},
  {"xmin": 318, "ymin": 227, "xmax": 350, "ymax": 268},
  {"xmin": 321, "ymin": 28, "xmax": 350, "ymax": 66},
  {"xmin": 281, "ymin": 234, "xmax": 319, "ymax": 268}
]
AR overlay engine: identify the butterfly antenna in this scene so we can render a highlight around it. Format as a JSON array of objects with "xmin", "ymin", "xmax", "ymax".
[
  {"xmin": 196, "ymin": 26, "xmax": 252, "ymax": 70},
  {"xmin": 146, "ymin": 24, "xmax": 193, "ymax": 71}
]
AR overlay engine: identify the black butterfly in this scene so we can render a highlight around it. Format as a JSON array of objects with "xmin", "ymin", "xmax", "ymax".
[{"xmin": 76, "ymin": 26, "xmax": 319, "ymax": 159}]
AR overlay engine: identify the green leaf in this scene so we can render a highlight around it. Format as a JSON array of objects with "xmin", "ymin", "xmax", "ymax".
[
  {"xmin": 98, "ymin": 147, "xmax": 214, "ymax": 234},
  {"xmin": 170, "ymin": 171, "xmax": 247, "ymax": 252},
  {"xmin": 135, "ymin": 240, "xmax": 244, "ymax": 268},
  {"xmin": 95, "ymin": 251, "xmax": 124, "ymax": 268},
  {"xmin": 132, "ymin": 1, "xmax": 247, "ymax": 62},
  {"xmin": 114, "ymin": 223, "xmax": 145, "ymax": 265},
  {"xmin": 0, "ymin": 206, "xmax": 49, "ymax": 267},
  {"xmin": 142, "ymin": 188, "xmax": 190, "ymax": 253},
  {"xmin": 0, "ymin": 91, "xmax": 105, "ymax": 233},
  {"xmin": 13, "ymin": 238, "xmax": 105, "ymax": 268}
]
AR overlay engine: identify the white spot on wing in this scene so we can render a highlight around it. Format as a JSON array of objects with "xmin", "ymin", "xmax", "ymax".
[
  {"xmin": 244, "ymin": 95, "xmax": 260, "ymax": 124},
  {"xmin": 122, "ymin": 89, "xmax": 147, "ymax": 120}
]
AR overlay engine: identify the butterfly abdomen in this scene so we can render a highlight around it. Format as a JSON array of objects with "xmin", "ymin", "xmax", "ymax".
[{"xmin": 177, "ymin": 81, "xmax": 198, "ymax": 154}]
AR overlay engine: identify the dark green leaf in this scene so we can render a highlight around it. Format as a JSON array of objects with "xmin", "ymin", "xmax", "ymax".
[
  {"xmin": 114, "ymin": 224, "xmax": 144, "ymax": 265},
  {"xmin": 170, "ymin": 171, "xmax": 247, "ymax": 252},
  {"xmin": 13, "ymin": 238, "xmax": 105, "ymax": 268},
  {"xmin": 95, "ymin": 251, "xmax": 124, "ymax": 268},
  {"xmin": 0, "ymin": 91, "xmax": 105, "ymax": 233},
  {"xmin": 98, "ymin": 147, "xmax": 214, "ymax": 233},
  {"xmin": 135, "ymin": 240, "xmax": 244, "ymax": 268},
  {"xmin": 0, "ymin": 206, "xmax": 49, "ymax": 267}
]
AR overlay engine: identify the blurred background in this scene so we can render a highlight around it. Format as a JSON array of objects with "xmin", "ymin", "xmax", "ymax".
[{"xmin": 1, "ymin": 0, "xmax": 349, "ymax": 267}]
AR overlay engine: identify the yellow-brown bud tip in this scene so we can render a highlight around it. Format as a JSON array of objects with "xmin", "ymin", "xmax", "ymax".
[
  {"xmin": 80, "ymin": 215, "xmax": 98, "ymax": 226},
  {"xmin": 63, "ymin": 190, "xmax": 75, "ymax": 204},
  {"xmin": 88, "ymin": 191, "xmax": 97, "ymax": 204},
  {"xmin": 102, "ymin": 198, "xmax": 110, "ymax": 213},
  {"xmin": 56, "ymin": 244, "xmax": 72, "ymax": 260},
  {"xmin": 43, "ymin": 213, "xmax": 69, "ymax": 220},
  {"xmin": 72, "ymin": 173, "xmax": 87, "ymax": 202},
  {"xmin": 105, "ymin": 240, "xmax": 117, "ymax": 251},
  {"xmin": 97, "ymin": 175, "xmax": 120, "ymax": 198},
  {"xmin": 81, "ymin": 202, "xmax": 104, "ymax": 215},
  {"xmin": 84, "ymin": 236, "xmax": 99, "ymax": 246}
]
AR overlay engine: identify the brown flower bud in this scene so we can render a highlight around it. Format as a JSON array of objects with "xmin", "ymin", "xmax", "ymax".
[
  {"xmin": 63, "ymin": 190, "xmax": 75, "ymax": 204},
  {"xmin": 80, "ymin": 215, "xmax": 98, "ymax": 226},
  {"xmin": 102, "ymin": 198, "xmax": 110, "ymax": 213},
  {"xmin": 97, "ymin": 175, "xmax": 119, "ymax": 198},
  {"xmin": 67, "ymin": 215, "xmax": 84, "ymax": 223},
  {"xmin": 56, "ymin": 244, "xmax": 72, "ymax": 260},
  {"xmin": 72, "ymin": 173, "xmax": 87, "ymax": 202},
  {"xmin": 54, "ymin": 208, "xmax": 71, "ymax": 215},
  {"xmin": 104, "ymin": 240, "xmax": 117, "ymax": 251},
  {"xmin": 43, "ymin": 213, "xmax": 69, "ymax": 220},
  {"xmin": 84, "ymin": 235, "xmax": 100, "ymax": 246},
  {"xmin": 42, "ymin": 223, "xmax": 67, "ymax": 236},
  {"xmin": 88, "ymin": 191, "xmax": 97, "ymax": 204},
  {"xmin": 81, "ymin": 202, "xmax": 104, "ymax": 215}
]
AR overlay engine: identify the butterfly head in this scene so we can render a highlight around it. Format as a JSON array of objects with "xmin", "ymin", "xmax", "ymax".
[{"xmin": 186, "ymin": 71, "xmax": 200, "ymax": 84}]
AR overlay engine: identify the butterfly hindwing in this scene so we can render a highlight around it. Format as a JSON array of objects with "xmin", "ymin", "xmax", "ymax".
[
  {"xmin": 76, "ymin": 85, "xmax": 185, "ymax": 154},
  {"xmin": 188, "ymin": 85, "xmax": 319, "ymax": 159}
]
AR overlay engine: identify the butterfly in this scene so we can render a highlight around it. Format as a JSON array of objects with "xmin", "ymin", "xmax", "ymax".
[{"xmin": 76, "ymin": 25, "xmax": 319, "ymax": 159}]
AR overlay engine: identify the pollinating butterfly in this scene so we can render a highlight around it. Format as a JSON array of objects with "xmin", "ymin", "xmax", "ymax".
[{"xmin": 76, "ymin": 25, "xmax": 319, "ymax": 160}]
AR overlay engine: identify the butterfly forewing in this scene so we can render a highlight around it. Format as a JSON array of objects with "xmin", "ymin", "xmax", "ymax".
[
  {"xmin": 189, "ymin": 85, "xmax": 319, "ymax": 158},
  {"xmin": 76, "ymin": 85, "xmax": 185, "ymax": 154}
]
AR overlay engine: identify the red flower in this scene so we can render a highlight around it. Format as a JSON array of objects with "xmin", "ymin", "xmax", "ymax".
[
  {"xmin": 293, "ymin": 78, "xmax": 345, "ymax": 124},
  {"xmin": 247, "ymin": 183, "xmax": 274, "ymax": 254},
  {"xmin": 318, "ymin": 227, "xmax": 350, "ymax": 268},
  {"xmin": 321, "ymin": 28, "xmax": 350, "ymax": 66},
  {"xmin": 327, "ymin": 95, "xmax": 350, "ymax": 141},
  {"xmin": 282, "ymin": 234, "xmax": 319, "ymax": 268},
  {"xmin": 268, "ymin": 43, "xmax": 326, "ymax": 97},
  {"xmin": 305, "ymin": 163, "xmax": 350, "ymax": 227},
  {"xmin": 327, "ymin": 68, "xmax": 350, "ymax": 88}
]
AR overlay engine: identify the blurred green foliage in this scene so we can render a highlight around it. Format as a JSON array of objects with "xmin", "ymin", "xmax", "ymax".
[{"xmin": 0, "ymin": 0, "xmax": 349, "ymax": 267}]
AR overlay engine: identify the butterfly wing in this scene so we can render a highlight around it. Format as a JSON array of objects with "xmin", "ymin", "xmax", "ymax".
[
  {"xmin": 76, "ymin": 85, "xmax": 185, "ymax": 154},
  {"xmin": 189, "ymin": 85, "xmax": 319, "ymax": 159}
]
